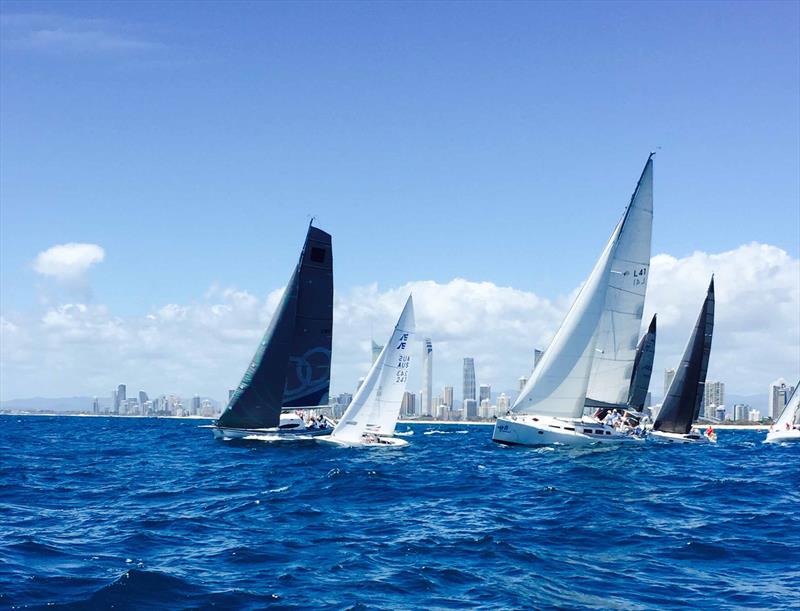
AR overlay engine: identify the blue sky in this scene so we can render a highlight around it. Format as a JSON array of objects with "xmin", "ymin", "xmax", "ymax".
[{"xmin": 1, "ymin": 1, "xmax": 798, "ymax": 401}]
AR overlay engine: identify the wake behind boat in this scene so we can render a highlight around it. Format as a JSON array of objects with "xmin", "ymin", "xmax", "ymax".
[
  {"xmin": 649, "ymin": 278, "xmax": 716, "ymax": 445},
  {"xmin": 319, "ymin": 296, "xmax": 415, "ymax": 448},
  {"xmin": 213, "ymin": 223, "xmax": 334, "ymax": 441},
  {"xmin": 764, "ymin": 381, "xmax": 800, "ymax": 444},
  {"xmin": 493, "ymin": 155, "xmax": 654, "ymax": 447}
]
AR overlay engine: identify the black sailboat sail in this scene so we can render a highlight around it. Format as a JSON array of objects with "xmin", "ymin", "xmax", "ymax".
[
  {"xmin": 626, "ymin": 314, "xmax": 656, "ymax": 411},
  {"xmin": 654, "ymin": 278, "xmax": 715, "ymax": 434},
  {"xmin": 216, "ymin": 225, "xmax": 333, "ymax": 430}
]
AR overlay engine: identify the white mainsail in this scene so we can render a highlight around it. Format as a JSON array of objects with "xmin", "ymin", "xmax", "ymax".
[
  {"xmin": 513, "ymin": 155, "xmax": 654, "ymax": 419},
  {"xmin": 331, "ymin": 296, "xmax": 415, "ymax": 443},
  {"xmin": 586, "ymin": 157, "xmax": 654, "ymax": 404},
  {"xmin": 772, "ymin": 382, "xmax": 800, "ymax": 431}
]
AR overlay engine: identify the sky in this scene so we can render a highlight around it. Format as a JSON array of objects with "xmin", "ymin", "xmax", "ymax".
[{"xmin": 1, "ymin": 1, "xmax": 798, "ymax": 404}]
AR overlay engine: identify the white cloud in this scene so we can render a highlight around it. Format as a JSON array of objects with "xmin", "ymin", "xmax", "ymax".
[
  {"xmin": 33, "ymin": 243, "xmax": 105, "ymax": 280},
  {"xmin": 2, "ymin": 243, "xmax": 798, "ymax": 407}
]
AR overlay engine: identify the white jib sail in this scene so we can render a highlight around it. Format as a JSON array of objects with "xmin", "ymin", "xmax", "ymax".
[
  {"xmin": 772, "ymin": 382, "xmax": 800, "ymax": 431},
  {"xmin": 332, "ymin": 296, "xmax": 415, "ymax": 443},
  {"xmin": 586, "ymin": 156, "xmax": 654, "ymax": 404},
  {"xmin": 512, "ymin": 219, "xmax": 622, "ymax": 419}
]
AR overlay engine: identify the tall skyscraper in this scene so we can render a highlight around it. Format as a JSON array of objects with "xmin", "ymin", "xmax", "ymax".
[
  {"xmin": 497, "ymin": 393, "xmax": 510, "ymax": 412},
  {"xmin": 401, "ymin": 391, "xmax": 416, "ymax": 417},
  {"xmin": 519, "ymin": 377, "xmax": 528, "ymax": 392},
  {"xmin": 463, "ymin": 358, "xmax": 476, "ymax": 403},
  {"xmin": 421, "ymin": 338, "xmax": 433, "ymax": 417},
  {"xmin": 733, "ymin": 404, "xmax": 749, "ymax": 421},
  {"xmin": 192, "ymin": 395, "xmax": 201, "ymax": 415},
  {"xmin": 664, "ymin": 368, "xmax": 676, "ymax": 395},
  {"xmin": 443, "ymin": 386, "xmax": 454, "ymax": 408},
  {"xmin": 138, "ymin": 391, "xmax": 149, "ymax": 406},
  {"xmin": 464, "ymin": 399, "xmax": 478, "ymax": 420},
  {"xmin": 704, "ymin": 381, "xmax": 725, "ymax": 418},
  {"xmin": 533, "ymin": 349, "xmax": 544, "ymax": 371},
  {"xmin": 769, "ymin": 379, "xmax": 795, "ymax": 420},
  {"xmin": 371, "ymin": 340, "xmax": 384, "ymax": 364},
  {"xmin": 92, "ymin": 396, "xmax": 99, "ymax": 415},
  {"xmin": 479, "ymin": 384, "xmax": 491, "ymax": 404}
]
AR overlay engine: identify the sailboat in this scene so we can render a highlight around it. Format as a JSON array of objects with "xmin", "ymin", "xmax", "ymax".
[
  {"xmin": 212, "ymin": 223, "xmax": 334, "ymax": 440},
  {"xmin": 650, "ymin": 278, "xmax": 716, "ymax": 444},
  {"xmin": 492, "ymin": 155, "xmax": 654, "ymax": 447},
  {"xmin": 319, "ymin": 296, "xmax": 415, "ymax": 447},
  {"xmin": 764, "ymin": 382, "xmax": 800, "ymax": 444}
]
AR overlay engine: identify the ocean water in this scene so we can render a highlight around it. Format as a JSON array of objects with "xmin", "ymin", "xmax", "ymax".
[{"xmin": 1, "ymin": 416, "xmax": 798, "ymax": 610}]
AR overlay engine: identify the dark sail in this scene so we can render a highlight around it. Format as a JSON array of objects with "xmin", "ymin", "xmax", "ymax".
[
  {"xmin": 626, "ymin": 314, "xmax": 656, "ymax": 410},
  {"xmin": 217, "ymin": 225, "xmax": 332, "ymax": 429},
  {"xmin": 281, "ymin": 226, "xmax": 333, "ymax": 407},
  {"xmin": 654, "ymin": 278, "xmax": 715, "ymax": 434}
]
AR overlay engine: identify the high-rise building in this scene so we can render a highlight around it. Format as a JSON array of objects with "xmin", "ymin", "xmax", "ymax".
[
  {"xmin": 519, "ymin": 377, "xmax": 528, "ymax": 392},
  {"xmin": 401, "ymin": 392, "xmax": 416, "ymax": 417},
  {"xmin": 479, "ymin": 384, "xmax": 491, "ymax": 405},
  {"xmin": 733, "ymin": 403, "xmax": 749, "ymax": 421},
  {"xmin": 92, "ymin": 396, "xmax": 99, "ymax": 415},
  {"xmin": 664, "ymin": 369, "xmax": 676, "ymax": 395},
  {"xmin": 138, "ymin": 391, "xmax": 149, "ymax": 406},
  {"xmin": 443, "ymin": 386, "xmax": 454, "ymax": 408},
  {"xmin": 533, "ymin": 349, "xmax": 544, "ymax": 371},
  {"xmin": 192, "ymin": 395, "xmax": 201, "ymax": 415},
  {"xmin": 464, "ymin": 399, "xmax": 478, "ymax": 420},
  {"xmin": 497, "ymin": 393, "xmax": 510, "ymax": 413},
  {"xmin": 704, "ymin": 381, "xmax": 725, "ymax": 418},
  {"xmin": 421, "ymin": 338, "xmax": 433, "ymax": 416},
  {"xmin": 463, "ymin": 358, "xmax": 476, "ymax": 403},
  {"xmin": 111, "ymin": 389, "xmax": 118, "ymax": 414},
  {"xmin": 371, "ymin": 340, "xmax": 384, "ymax": 364},
  {"xmin": 748, "ymin": 408, "xmax": 761, "ymax": 422},
  {"xmin": 769, "ymin": 379, "xmax": 795, "ymax": 420}
]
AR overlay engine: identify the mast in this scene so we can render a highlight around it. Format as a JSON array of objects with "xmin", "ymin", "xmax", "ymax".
[
  {"xmin": 654, "ymin": 277, "xmax": 715, "ymax": 434},
  {"xmin": 217, "ymin": 224, "xmax": 333, "ymax": 429}
]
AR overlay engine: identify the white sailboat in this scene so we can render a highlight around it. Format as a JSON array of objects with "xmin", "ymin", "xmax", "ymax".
[
  {"xmin": 492, "ymin": 155, "xmax": 654, "ymax": 447},
  {"xmin": 319, "ymin": 296, "xmax": 415, "ymax": 448},
  {"xmin": 764, "ymin": 382, "xmax": 800, "ymax": 444}
]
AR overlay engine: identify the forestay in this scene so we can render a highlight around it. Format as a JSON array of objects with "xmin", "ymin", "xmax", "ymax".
[{"xmin": 332, "ymin": 296, "xmax": 415, "ymax": 443}]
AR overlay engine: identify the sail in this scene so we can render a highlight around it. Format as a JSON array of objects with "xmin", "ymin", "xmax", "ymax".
[
  {"xmin": 626, "ymin": 314, "xmax": 657, "ymax": 410},
  {"xmin": 217, "ymin": 224, "xmax": 331, "ymax": 429},
  {"xmin": 282, "ymin": 226, "xmax": 333, "ymax": 407},
  {"xmin": 654, "ymin": 278, "xmax": 715, "ymax": 434},
  {"xmin": 772, "ymin": 381, "xmax": 800, "ymax": 431},
  {"xmin": 512, "ymin": 221, "xmax": 620, "ymax": 418},
  {"xmin": 586, "ymin": 156, "xmax": 653, "ymax": 405},
  {"xmin": 332, "ymin": 296, "xmax": 415, "ymax": 443},
  {"xmin": 513, "ymin": 156, "xmax": 653, "ymax": 419}
]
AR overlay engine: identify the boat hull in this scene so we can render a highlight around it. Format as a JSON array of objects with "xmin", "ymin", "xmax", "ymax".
[
  {"xmin": 492, "ymin": 415, "xmax": 642, "ymax": 447},
  {"xmin": 212, "ymin": 426, "xmax": 332, "ymax": 441},
  {"xmin": 649, "ymin": 430, "xmax": 712, "ymax": 444},
  {"xmin": 764, "ymin": 428, "xmax": 800, "ymax": 444},
  {"xmin": 317, "ymin": 435, "xmax": 408, "ymax": 448}
]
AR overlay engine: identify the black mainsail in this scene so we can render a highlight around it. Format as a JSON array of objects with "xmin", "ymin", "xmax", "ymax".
[
  {"xmin": 216, "ymin": 225, "xmax": 333, "ymax": 430},
  {"xmin": 654, "ymin": 278, "xmax": 715, "ymax": 434},
  {"xmin": 626, "ymin": 314, "xmax": 657, "ymax": 411}
]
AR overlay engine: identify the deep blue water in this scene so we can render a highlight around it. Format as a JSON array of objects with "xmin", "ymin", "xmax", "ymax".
[{"xmin": 1, "ymin": 416, "xmax": 798, "ymax": 610}]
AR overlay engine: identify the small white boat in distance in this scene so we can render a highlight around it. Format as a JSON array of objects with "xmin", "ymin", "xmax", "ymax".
[
  {"xmin": 764, "ymin": 381, "xmax": 800, "ymax": 444},
  {"xmin": 319, "ymin": 296, "xmax": 415, "ymax": 448}
]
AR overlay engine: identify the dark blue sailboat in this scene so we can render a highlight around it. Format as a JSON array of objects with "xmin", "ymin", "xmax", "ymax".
[
  {"xmin": 212, "ymin": 224, "xmax": 334, "ymax": 440},
  {"xmin": 651, "ymin": 278, "xmax": 715, "ymax": 443}
]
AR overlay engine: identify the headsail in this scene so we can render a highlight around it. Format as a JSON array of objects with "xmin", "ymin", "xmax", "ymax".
[
  {"xmin": 626, "ymin": 314, "xmax": 657, "ymax": 411},
  {"xmin": 771, "ymin": 381, "xmax": 800, "ymax": 431},
  {"xmin": 217, "ymin": 224, "xmax": 333, "ymax": 429},
  {"xmin": 332, "ymin": 296, "xmax": 415, "ymax": 443},
  {"xmin": 654, "ymin": 278, "xmax": 715, "ymax": 435},
  {"xmin": 585, "ymin": 155, "xmax": 653, "ymax": 405},
  {"xmin": 513, "ymin": 155, "xmax": 654, "ymax": 419}
]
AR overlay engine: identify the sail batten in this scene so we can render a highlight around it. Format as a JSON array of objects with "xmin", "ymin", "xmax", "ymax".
[{"xmin": 654, "ymin": 278, "xmax": 715, "ymax": 435}]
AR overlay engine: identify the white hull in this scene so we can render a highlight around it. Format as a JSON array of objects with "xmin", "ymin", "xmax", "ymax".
[
  {"xmin": 649, "ymin": 430, "xmax": 713, "ymax": 444},
  {"xmin": 492, "ymin": 415, "xmax": 643, "ymax": 447},
  {"xmin": 212, "ymin": 426, "xmax": 332, "ymax": 441},
  {"xmin": 317, "ymin": 435, "xmax": 409, "ymax": 448},
  {"xmin": 764, "ymin": 428, "xmax": 800, "ymax": 444}
]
